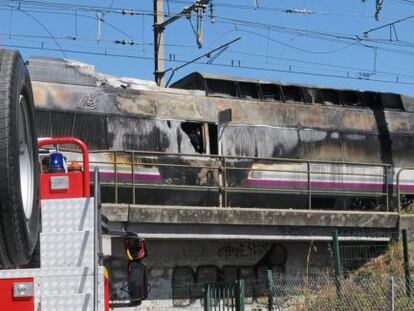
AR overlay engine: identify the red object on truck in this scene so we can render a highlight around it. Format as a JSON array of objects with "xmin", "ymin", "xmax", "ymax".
[
  {"xmin": 0, "ymin": 278, "xmax": 34, "ymax": 310},
  {"xmin": 37, "ymin": 137, "xmax": 90, "ymax": 200}
]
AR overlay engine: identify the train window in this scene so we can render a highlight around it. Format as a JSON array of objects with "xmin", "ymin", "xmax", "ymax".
[
  {"xmin": 361, "ymin": 92, "xmax": 382, "ymax": 109},
  {"xmin": 181, "ymin": 122, "xmax": 205, "ymax": 154},
  {"xmin": 180, "ymin": 122, "xmax": 219, "ymax": 154},
  {"xmin": 342, "ymin": 91, "xmax": 360, "ymax": 107},
  {"xmin": 381, "ymin": 94, "xmax": 403, "ymax": 110},
  {"xmin": 302, "ymin": 88, "xmax": 323, "ymax": 105},
  {"xmin": 208, "ymin": 124, "xmax": 218, "ymax": 154},
  {"xmin": 260, "ymin": 84, "xmax": 283, "ymax": 100},
  {"xmin": 205, "ymin": 79, "xmax": 237, "ymax": 97},
  {"xmin": 237, "ymin": 82, "xmax": 260, "ymax": 99},
  {"xmin": 321, "ymin": 89, "xmax": 341, "ymax": 106},
  {"xmin": 282, "ymin": 85, "xmax": 303, "ymax": 102}
]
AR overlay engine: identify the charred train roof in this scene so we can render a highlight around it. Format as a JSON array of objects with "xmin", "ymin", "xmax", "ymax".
[
  {"xmin": 171, "ymin": 72, "xmax": 414, "ymax": 112},
  {"xmin": 26, "ymin": 56, "xmax": 414, "ymax": 113}
]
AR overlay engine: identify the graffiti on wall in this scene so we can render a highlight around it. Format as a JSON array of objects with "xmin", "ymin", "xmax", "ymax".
[
  {"xmin": 172, "ymin": 243, "xmax": 287, "ymax": 306},
  {"xmin": 217, "ymin": 242, "xmax": 270, "ymax": 260}
]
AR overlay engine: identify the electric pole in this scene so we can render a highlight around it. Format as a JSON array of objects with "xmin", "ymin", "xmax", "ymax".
[
  {"xmin": 153, "ymin": 0, "xmax": 210, "ymax": 87},
  {"xmin": 153, "ymin": 0, "xmax": 165, "ymax": 87}
]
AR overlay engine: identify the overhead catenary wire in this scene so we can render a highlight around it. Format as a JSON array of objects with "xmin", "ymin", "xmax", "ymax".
[
  {"xmin": 4, "ymin": 28, "xmax": 414, "ymax": 82},
  {"xmin": 3, "ymin": 2, "xmax": 414, "ymax": 56},
  {"xmin": 4, "ymin": 31, "xmax": 414, "ymax": 82},
  {"xmin": 3, "ymin": 4, "xmax": 414, "ymax": 80},
  {"xmin": 0, "ymin": 0, "xmax": 414, "ymax": 92},
  {"xmin": 0, "ymin": 0, "xmax": 154, "ymax": 15},
  {"xmin": 2, "ymin": 42, "xmax": 414, "ymax": 88}
]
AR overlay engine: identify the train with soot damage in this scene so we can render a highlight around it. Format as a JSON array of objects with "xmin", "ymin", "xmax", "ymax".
[{"xmin": 27, "ymin": 57, "xmax": 414, "ymax": 213}]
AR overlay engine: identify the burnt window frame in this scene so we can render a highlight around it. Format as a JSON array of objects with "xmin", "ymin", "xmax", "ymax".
[
  {"xmin": 205, "ymin": 79, "xmax": 238, "ymax": 97},
  {"xmin": 180, "ymin": 121, "xmax": 219, "ymax": 155},
  {"xmin": 280, "ymin": 85, "xmax": 304, "ymax": 103},
  {"xmin": 236, "ymin": 82, "xmax": 261, "ymax": 100},
  {"xmin": 340, "ymin": 91, "xmax": 364, "ymax": 109},
  {"xmin": 302, "ymin": 88, "xmax": 323, "ymax": 105},
  {"xmin": 259, "ymin": 83, "xmax": 284, "ymax": 101},
  {"xmin": 319, "ymin": 89, "xmax": 343, "ymax": 107}
]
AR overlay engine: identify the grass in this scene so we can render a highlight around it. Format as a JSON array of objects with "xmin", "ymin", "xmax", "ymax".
[{"xmin": 353, "ymin": 240, "xmax": 414, "ymax": 279}]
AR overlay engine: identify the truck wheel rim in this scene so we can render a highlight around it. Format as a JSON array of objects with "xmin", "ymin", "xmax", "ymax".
[{"xmin": 17, "ymin": 95, "xmax": 34, "ymax": 220}]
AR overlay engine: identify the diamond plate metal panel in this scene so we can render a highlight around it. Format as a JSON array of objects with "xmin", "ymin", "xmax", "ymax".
[
  {"xmin": 40, "ymin": 231, "xmax": 94, "ymax": 268},
  {"xmin": 41, "ymin": 293, "xmax": 92, "ymax": 311},
  {"xmin": 41, "ymin": 198, "xmax": 95, "ymax": 233},
  {"xmin": 0, "ymin": 267, "xmax": 106, "ymax": 309},
  {"xmin": 0, "ymin": 267, "xmax": 91, "ymax": 278},
  {"xmin": 38, "ymin": 274, "xmax": 94, "ymax": 296}
]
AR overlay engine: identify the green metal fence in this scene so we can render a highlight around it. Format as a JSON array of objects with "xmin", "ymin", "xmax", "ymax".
[
  {"xmin": 268, "ymin": 273, "xmax": 414, "ymax": 311},
  {"xmin": 203, "ymin": 280, "xmax": 245, "ymax": 311}
]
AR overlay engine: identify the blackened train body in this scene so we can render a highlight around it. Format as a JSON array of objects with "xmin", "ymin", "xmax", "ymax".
[{"xmin": 28, "ymin": 57, "xmax": 414, "ymax": 212}]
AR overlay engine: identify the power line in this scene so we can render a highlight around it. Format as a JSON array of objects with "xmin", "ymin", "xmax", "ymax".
[
  {"xmin": 5, "ymin": 30, "xmax": 414, "ymax": 82},
  {"xmin": 0, "ymin": 2, "xmax": 67, "ymax": 57},
  {"xmin": 1, "ymin": 0, "xmax": 414, "ymax": 89},
  {"xmin": 0, "ymin": 0, "xmax": 154, "ymax": 15},
  {"xmin": 2, "ymin": 42, "xmax": 414, "ymax": 88},
  {"xmin": 149, "ymin": 0, "xmax": 414, "ymax": 22},
  {"xmin": 3, "ymin": 1, "xmax": 414, "ymax": 57},
  {"xmin": 212, "ymin": 15, "xmax": 414, "ymax": 56},
  {"xmin": 363, "ymin": 13, "xmax": 414, "ymax": 36}
]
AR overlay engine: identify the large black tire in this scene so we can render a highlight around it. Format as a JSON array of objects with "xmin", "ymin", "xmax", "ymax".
[{"xmin": 0, "ymin": 50, "xmax": 39, "ymax": 268}]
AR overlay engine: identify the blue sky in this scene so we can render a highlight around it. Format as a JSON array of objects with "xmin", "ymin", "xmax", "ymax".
[{"xmin": 1, "ymin": 0, "xmax": 414, "ymax": 95}]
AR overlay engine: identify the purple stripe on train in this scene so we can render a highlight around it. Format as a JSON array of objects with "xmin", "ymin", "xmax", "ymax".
[
  {"xmin": 89, "ymin": 171, "xmax": 414, "ymax": 192},
  {"xmin": 91, "ymin": 172, "xmax": 162, "ymax": 183},
  {"xmin": 246, "ymin": 179, "xmax": 414, "ymax": 192}
]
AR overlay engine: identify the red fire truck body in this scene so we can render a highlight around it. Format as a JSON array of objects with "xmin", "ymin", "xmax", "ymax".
[{"xmin": 0, "ymin": 137, "xmax": 108, "ymax": 310}]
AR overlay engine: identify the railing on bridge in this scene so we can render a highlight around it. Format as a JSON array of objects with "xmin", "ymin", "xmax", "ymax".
[
  {"xmin": 396, "ymin": 167, "xmax": 414, "ymax": 213},
  {"xmin": 87, "ymin": 150, "xmax": 392, "ymax": 211}
]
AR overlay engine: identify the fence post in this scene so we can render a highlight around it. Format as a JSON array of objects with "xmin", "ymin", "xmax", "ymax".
[
  {"xmin": 332, "ymin": 231, "xmax": 342, "ymax": 276},
  {"xmin": 332, "ymin": 231, "xmax": 342, "ymax": 299},
  {"xmin": 307, "ymin": 161, "xmax": 311, "ymax": 209},
  {"xmin": 267, "ymin": 270, "xmax": 273, "ymax": 311},
  {"xmin": 390, "ymin": 276, "xmax": 395, "ymax": 311},
  {"xmin": 204, "ymin": 283, "xmax": 211, "ymax": 311},
  {"xmin": 402, "ymin": 229, "xmax": 412, "ymax": 297},
  {"xmin": 236, "ymin": 280, "xmax": 245, "ymax": 311}
]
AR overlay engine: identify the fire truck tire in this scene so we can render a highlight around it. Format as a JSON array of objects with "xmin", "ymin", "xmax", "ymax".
[{"xmin": 0, "ymin": 50, "xmax": 39, "ymax": 268}]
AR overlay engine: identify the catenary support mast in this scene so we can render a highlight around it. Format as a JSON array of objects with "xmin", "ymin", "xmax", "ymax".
[{"xmin": 153, "ymin": 0, "xmax": 210, "ymax": 87}]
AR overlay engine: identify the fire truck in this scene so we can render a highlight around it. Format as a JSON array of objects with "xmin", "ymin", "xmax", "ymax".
[{"xmin": 0, "ymin": 50, "xmax": 147, "ymax": 309}]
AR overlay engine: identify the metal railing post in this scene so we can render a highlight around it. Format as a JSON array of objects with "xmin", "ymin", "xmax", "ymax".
[
  {"xmin": 332, "ymin": 231, "xmax": 342, "ymax": 299},
  {"xmin": 132, "ymin": 151, "xmax": 136, "ymax": 205},
  {"xmin": 307, "ymin": 161, "xmax": 311, "ymax": 209},
  {"xmin": 385, "ymin": 167, "xmax": 389, "ymax": 212},
  {"xmin": 402, "ymin": 229, "xmax": 412, "ymax": 297},
  {"xmin": 218, "ymin": 156, "xmax": 224, "ymax": 207},
  {"xmin": 267, "ymin": 270, "xmax": 273, "ymax": 311},
  {"xmin": 236, "ymin": 280, "xmax": 245, "ymax": 311},
  {"xmin": 93, "ymin": 168, "xmax": 101, "ymax": 311},
  {"xmin": 397, "ymin": 169, "xmax": 402, "ymax": 214},
  {"xmin": 224, "ymin": 157, "xmax": 228, "ymax": 207},
  {"xmin": 114, "ymin": 150, "xmax": 118, "ymax": 204},
  {"xmin": 390, "ymin": 275, "xmax": 395, "ymax": 311},
  {"xmin": 204, "ymin": 284, "xmax": 212, "ymax": 311}
]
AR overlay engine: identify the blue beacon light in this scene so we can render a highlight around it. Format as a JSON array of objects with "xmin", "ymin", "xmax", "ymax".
[{"xmin": 49, "ymin": 151, "xmax": 65, "ymax": 173}]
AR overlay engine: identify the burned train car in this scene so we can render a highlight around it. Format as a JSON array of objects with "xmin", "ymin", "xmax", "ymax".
[{"xmin": 27, "ymin": 57, "xmax": 414, "ymax": 211}]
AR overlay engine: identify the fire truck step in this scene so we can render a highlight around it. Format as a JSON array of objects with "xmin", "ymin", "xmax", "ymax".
[
  {"xmin": 41, "ymin": 198, "xmax": 95, "ymax": 233},
  {"xmin": 40, "ymin": 293, "xmax": 94, "ymax": 310},
  {"xmin": 40, "ymin": 231, "xmax": 94, "ymax": 268}
]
